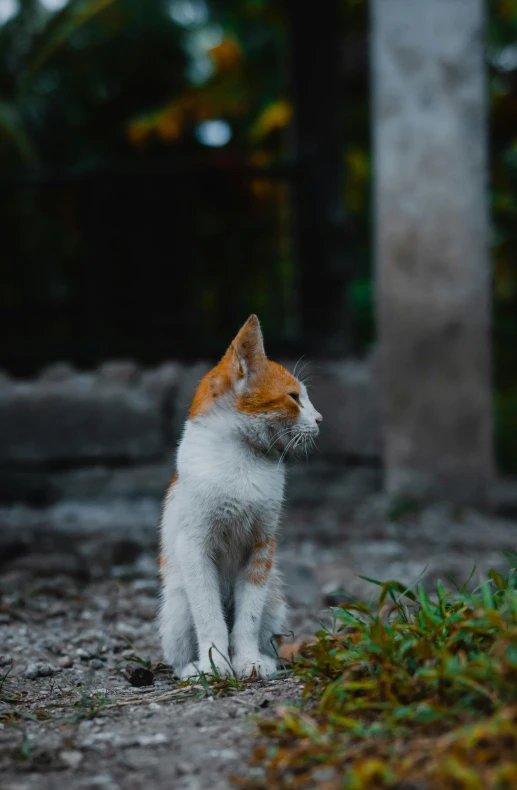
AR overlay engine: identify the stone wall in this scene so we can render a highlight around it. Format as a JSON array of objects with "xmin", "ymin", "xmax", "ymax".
[{"xmin": 0, "ymin": 358, "xmax": 380, "ymax": 507}]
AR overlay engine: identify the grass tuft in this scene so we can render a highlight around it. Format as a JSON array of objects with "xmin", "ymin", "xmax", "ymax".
[
  {"xmin": 235, "ymin": 557, "xmax": 517, "ymax": 789},
  {"xmin": 181, "ymin": 669, "xmax": 249, "ymax": 697},
  {"xmin": 71, "ymin": 688, "xmax": 111, "ymax": 721}
]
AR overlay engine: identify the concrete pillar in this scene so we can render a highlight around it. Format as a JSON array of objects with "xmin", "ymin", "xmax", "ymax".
[{"xmin": 372, "ymin": 0, "xmax": 493, "ymax": 503}]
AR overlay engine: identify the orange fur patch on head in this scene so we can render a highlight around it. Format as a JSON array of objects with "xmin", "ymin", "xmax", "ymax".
[
  {"xmin": 188, "ymin": 314, "xmax": 300, "ymax": 421},
  {"xmin": 246, "ymin": 536, "xmax": 276, "ymax": 586},
  {"xmin": 189, "ymin": 314, "xmax": 267, "ymax": 419},
  {"xmin": 189, "ymin": 355, "xmax": 235, "ymax": 419},
  {"xmin": 236, "ymin": 360, "xmax": 300, "ymax": 419}
]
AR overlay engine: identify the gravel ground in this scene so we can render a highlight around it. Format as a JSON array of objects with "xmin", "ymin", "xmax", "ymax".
[
  {"xmin": 0, "ymin": 569, "xmax": 312, "ymax": 790},
  {"xmin": 2, "ymin": 490, "xmax": 517, "ymax": 789}
]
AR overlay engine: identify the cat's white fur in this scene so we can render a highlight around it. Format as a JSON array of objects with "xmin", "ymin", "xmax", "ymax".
[{"xmin": 159, "ymin": 322, "xmax": 321, "ymax": 680}]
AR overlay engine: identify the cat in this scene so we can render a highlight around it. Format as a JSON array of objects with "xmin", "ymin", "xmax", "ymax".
[{"xmin": 158, "ymin": 315, "xmax": 322, "ymax": 679}]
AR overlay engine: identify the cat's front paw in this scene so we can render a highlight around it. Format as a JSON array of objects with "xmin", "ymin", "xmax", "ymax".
[
  {"xmin": 178, "ymin": 654, "xmax": 232, "ymax": 680},
  {"xmin": 233, "ymin": 653, "xmax": 277, "ymax": 679}
]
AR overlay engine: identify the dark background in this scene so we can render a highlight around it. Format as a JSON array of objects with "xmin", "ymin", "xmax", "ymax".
[{"xmin": 1, "ymin": 0, "xmax": 516, "ymax": 470}]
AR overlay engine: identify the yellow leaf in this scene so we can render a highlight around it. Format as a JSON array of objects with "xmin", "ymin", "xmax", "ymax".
[{"xmin": 252, "ymin": 99, "xmax": 292, "ymax": 141}]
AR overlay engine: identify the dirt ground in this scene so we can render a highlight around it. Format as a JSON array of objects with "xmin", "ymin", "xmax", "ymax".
[{"xmin": 2, "ymin": 485, "xmax": 517, "ymax": 790}]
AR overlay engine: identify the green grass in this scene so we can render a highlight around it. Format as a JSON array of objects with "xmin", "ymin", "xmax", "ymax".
[
  {"xmin": 70, "ymin": 688, "xmax": 111, "ymax": 721},
  {"xmin": 235, "ymin": 555, "xmax": 517, "ymax": 790}
]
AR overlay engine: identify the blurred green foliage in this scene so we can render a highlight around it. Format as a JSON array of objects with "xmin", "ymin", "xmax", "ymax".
[
  {"xmin": 0, "ymin": 0, "xmax": 186, "ymax": 167},
  {"xmin": 0, "ymin": 0, "xmax": 516, "ymax": 469}
]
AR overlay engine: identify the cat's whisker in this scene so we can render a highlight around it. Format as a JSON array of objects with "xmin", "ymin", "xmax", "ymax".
[
  {"xmin": 298, "ymin": 357, "xmax": 312, "ymax": 372},
  {"xmin": 293, "ymin": 355, "xmax": 305, "ymax": 378},
  {"xmin": 277, "ymin": 439, "xmax": 289, "ymax": 465},
  {"xmin": 295, "ymin": 359, "xmax": 312, "ymax": 380},
  {"xmin": 264, "ymin": 427, "xmax": 296, "ymax": 456},
  {"xmin": 278, "ymin": 433, "xmax": 299, "ymax": 466},
  {"xmin": 278, "ymin": 436, "xmax": 296, "ymax": 465},
  {"xmin": 292, "ymin": 434, "xmax": 305, "ymax": 457}
]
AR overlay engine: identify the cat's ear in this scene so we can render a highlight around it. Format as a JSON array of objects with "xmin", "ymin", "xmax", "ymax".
[{"xmin": 228, "ymin": 315, "xmax": 267, "ymax": 381}]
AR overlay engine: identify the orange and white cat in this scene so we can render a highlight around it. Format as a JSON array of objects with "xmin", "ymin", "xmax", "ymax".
[{"xmin": 158, "ymin": 315, "xmax": 322, "ymax": 679}]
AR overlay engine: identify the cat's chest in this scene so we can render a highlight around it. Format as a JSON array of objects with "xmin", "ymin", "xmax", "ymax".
[
  {"xmin": 209, "ymin": 487, "xmax": 279, "ymax": 530},
  {"xmin": 203, "ymin": 464, "xmax": 284, "ymax": 526},
  {"xmin": 178, "ymin": 420, "xmax": 285, "ymax": 530},
  {"xmin": 183, "ymin": 457, "xmax": 284, "ymax": 535},
  {"xmin": 193, "ymin": 472, "xmax": 283, "ymax": 568},
  {"xmin": 207, "ymin": 486, "xmax": 281, "ymax": 574}
]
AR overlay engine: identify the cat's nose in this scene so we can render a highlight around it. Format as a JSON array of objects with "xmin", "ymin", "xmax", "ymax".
[{"xmin": 315, "ymin": 413, "xmax": 323, "ymax": 425}]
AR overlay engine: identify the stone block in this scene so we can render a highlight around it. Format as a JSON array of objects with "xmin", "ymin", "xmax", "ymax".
[
  {"xmin": 0, "ymin": 373, "xmax": 165, "ymax": 465},
  {"xmin": 49, "ymin": 461, "xmax": 174, "ymax": 501}
]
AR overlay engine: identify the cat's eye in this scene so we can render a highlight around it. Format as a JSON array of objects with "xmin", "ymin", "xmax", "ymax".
[{"xmin": 289, "ymin": 392, "xmax": 300, "ymax": 403}]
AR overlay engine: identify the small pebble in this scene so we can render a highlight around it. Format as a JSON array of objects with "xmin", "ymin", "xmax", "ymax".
[
  {"xmin": 127, "ymin": 667, "xmax": 154, "ymax": 687},
  {"xmin": 90, "ymin": 658, "xmax": 104, "ymax": 670},
  {"xmin": 136, "ymin": 733, "xmax": 168, "ymax": 747},
  {"xmin": 58, "ymin": 656, "xmax": 74, "ymax": 668},
  {"xmin": 76, "ymin": 648, "xmax": 94, "ymax": 660},
  {"xmin": 25, "ymin": 662, "xmax": 54, "ymax": 679},
  {"xmin": 59, "ymin": 750, "xmax": 83, "ymax": 769}
]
